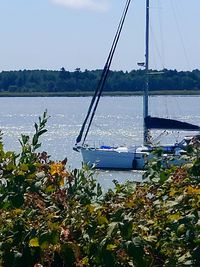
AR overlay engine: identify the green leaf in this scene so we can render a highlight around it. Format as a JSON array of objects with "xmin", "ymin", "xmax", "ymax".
[
  {"xmin": 60, "ymin": 243, "xmax": 76, "ymax": 265},
  {"xmin": 34, "ymin": 123, "xmax": 38, "ymax": 132},
  {"xmin": 119, "ymin": 221, "xmax": 133, "ymax": 239},
  {"xmin": 29, "ymin": 237, "xmax": 39, "ymax": 247},
  {"xmin": 97, "ymin": 183, "xmax": 102, "ymax": 197},
  {"xmin": 106, "ymin": 244, "xmax": 117, "ymax": 251},
  {"xmin": 34, "ymin": 144, "xmax": 41, "ymax": 150},
  {"xmin": 21, "ymin": 134, "xmax": 29, "ymax": 145},
  {"xmin": 11, "ymin": 194, "xmax": 24, "ymax": 208},
  {"xmin": 97, "ymin": 216, "xmax": 109, "ymax": 225},
  {"xmin": 38, "ymin": 129, "xmax": 47, "ymax": 136},
  {"xmin": 160, "ymin": 172, "xmax": 168, "ymax": 183},
  {"xmin": 40, "ymin": 241, "xmax": 49, "ymax": 249},
  {"xmin": 19, "ymin": 163, "xmax": 29, "ymax": 172},
  {"xmin": 32, "ymin": 134, "xmax": 38, "ymax": 147},
  {"xmin": 107, "ymin": 222, "xmax": 118, "ymax": 237}
]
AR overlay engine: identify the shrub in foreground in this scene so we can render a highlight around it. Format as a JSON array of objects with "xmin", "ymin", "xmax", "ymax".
[{"xmin": 0, "ymin": 112, "xmax": 199, "ymax": 266}]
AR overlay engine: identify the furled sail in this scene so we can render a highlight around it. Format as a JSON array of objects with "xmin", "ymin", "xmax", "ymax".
[{"xmin": 145, "ymin": 116, "xmax": 200, "ymax": 131}]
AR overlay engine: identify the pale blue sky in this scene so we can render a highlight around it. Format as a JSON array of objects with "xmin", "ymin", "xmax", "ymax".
[{"xmin": 0, "ymin": 0, "xmax": 199, "ymax": 72}]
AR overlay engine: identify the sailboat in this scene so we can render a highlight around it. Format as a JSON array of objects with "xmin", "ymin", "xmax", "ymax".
[{"xmin": 74, "ymin": 0, "xmax": 200, "ymax": 170}]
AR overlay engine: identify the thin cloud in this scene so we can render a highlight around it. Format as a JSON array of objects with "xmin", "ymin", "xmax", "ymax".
[{"xmin": 51, "ymin": 0, "xmax": 109, "ymax": 11}]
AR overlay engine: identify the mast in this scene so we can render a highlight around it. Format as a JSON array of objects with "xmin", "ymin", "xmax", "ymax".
[{"xmin": 143, "ymin": 0, "xmax": 150, "ymax": 145}]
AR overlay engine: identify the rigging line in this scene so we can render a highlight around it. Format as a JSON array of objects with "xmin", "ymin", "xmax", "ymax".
[
  {"xmin": 150, "ymin": 24, "xmax": 165, "ymax": 70},
  {"xmin": 75, "ymin": 67, "xmax": 108, "ymax": 144},
  {"xmin": 76, "ymin": 16, "xmax": 125, "ymax": 145},
  {"xmin": 173, "ymin": 95, "xmax": 183, "ymax": 121},
  {"xmin": 170, "ymin": 0, "xmax": 191, "ymax": 70},
  {"xmin": 152, "ymin": 130, "xmax": 168, "ymax": 144},
  {"xmin": 82, "ymin": 0, "xmax": 133, "ymax": 145},
  {"xmin": 164, "ymin": 95, "xmax": 169, "ymax": 119},
  {"xmin": 75, "ymin": 0, "xmax": 132, "ymax": 145},
  {"xmin": 83, "ymin": 0, "xmax": 132, "ymax": 144},
  {"xmin": 158, "ymin": 0, "xmax": 165, "ymax": 68},
  {"xmin": 149, "ymin": 1, "xmax": 165, "ymax": 70}
]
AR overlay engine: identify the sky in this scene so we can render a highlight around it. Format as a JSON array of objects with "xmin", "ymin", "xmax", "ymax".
[{"xmin": 0, "ymin": 0, "xmax": 200, "ymax": 72}]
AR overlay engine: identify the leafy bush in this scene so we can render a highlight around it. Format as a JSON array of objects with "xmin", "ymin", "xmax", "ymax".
[{"xmin": 0, "ymin": 113, "xmax": 199, "ymax": 266}]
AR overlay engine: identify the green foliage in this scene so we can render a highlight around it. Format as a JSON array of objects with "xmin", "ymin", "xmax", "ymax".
[
  {"xmin": 0, "ymin": 68, "xmax": 200, "ymax": 93},
  {"xmin": 0, "ymin": 113, "xmax": 199, "ymax": 266},
  {"xmin": 19, "ymin": 110, "xmax": 49, "ymax": 164}
]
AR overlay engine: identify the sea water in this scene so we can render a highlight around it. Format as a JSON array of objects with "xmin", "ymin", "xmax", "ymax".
[{"xmin": 0, "ymin": 96, "xmax": 199, "ymax": 189}]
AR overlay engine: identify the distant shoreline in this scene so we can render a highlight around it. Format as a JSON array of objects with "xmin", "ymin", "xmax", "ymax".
[{"xmin": 0, "ymin": 90, "xmax": 200, "ymax": 97}]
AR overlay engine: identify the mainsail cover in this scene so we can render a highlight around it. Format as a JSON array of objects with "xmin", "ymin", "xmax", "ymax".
[{"xmin": 145, "ymin": 116, "xmax": 200, "ymax": 131}]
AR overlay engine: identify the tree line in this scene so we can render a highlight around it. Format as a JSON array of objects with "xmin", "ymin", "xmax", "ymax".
[{"xmin": 0, "ymin": 67, "xmax": 200, "ymax": 93}]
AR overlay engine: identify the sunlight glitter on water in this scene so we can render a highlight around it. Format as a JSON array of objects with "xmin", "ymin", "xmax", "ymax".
[{"xmin": 0, "ymin": 96, "xmax": 199, "ymax": 188}]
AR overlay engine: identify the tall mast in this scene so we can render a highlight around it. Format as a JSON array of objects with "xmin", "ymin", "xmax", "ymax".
[{"xmin": 143, "ymin": 0, "xmax": 149, "ymax": 145}]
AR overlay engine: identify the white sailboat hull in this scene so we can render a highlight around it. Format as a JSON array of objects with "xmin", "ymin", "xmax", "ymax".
[
  {"xmin": 80, "ymin": 146, "xmax": 146, "ymax": 170},
  {"xmin": 80, "ymin": 144, "xmax": 188, "ymax": 170}
]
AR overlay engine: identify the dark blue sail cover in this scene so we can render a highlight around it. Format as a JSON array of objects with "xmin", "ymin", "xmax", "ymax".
[{"xmin": 145, "ymin": 116, "xmax": 200, "ymax": 131}]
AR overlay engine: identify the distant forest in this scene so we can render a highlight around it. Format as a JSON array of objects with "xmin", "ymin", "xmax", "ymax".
[{"xmin": 0, "ymin": 68, "xmax": 200, "ymax": 93}]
